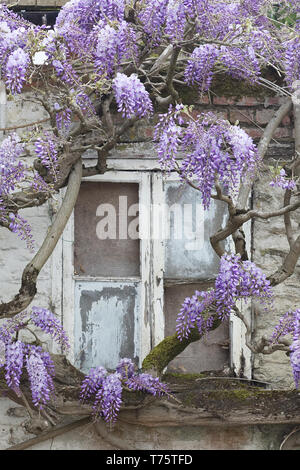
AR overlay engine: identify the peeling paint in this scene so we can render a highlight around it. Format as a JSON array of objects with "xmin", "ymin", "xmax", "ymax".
[{"xmin": 75, "ymin": 281, "xmax": 141, "ymax": 372}]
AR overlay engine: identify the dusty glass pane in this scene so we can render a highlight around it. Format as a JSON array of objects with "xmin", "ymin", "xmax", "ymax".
[
  {"xmin": 74, "ymin": 182, "xmax": 140, "ymax": 277},
  {"xmin": 164, "ymin": 283, "xmax": 229, "ymax": 373},
  {"xmin": 164, "ymin": 181, "xmax": 229, "ymax": 279}
]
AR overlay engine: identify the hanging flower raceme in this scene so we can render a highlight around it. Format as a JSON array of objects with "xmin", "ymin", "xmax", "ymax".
[
  {"xmin": 164, "ymin": 0, "xmax": 187, "ymax": 42},
  {"xmin": 25, "ymin": 345, "xmax": 56, "ymax": 409},
  {"xmin": 219, "ymin": 45, "xmax": 261, "ymax": 83},
  {"xmin": 93, "ymin": 372, "xmax": 123, "ymax": 426},
  {"xmin": 215, "ymin": 254, "xmax": 273, "ymax": 320},
  {"xmin": 269, "ymin": 168, "xmax": 297, "ymax": 191},
  {"xmin": 8, "ymin": 213, "xmax": 34, "ymax": 251},
  {"xmin": 4, "ymin": 340, "xmax": 24, "ymax": 396},
  {"xmin": 54, "ymin": 103, "xmax": 72, "ymax": 132},
  {"xmin": 113, "ymin": 73, "xmax": 153, "ymax": 119},
  {"xmin": 270, "ymin": 309, "xmax": 299, "ymax": 345},
  {"xmin": 0, "ymin": 307, "xmax": 69, "ymax": 408},
  {"xmin": 270, "ymin": 309, "xmax": 300, "ymax": 388},
  {"xmin": 284, "ymin": 34, "xmax": 300, "ymax": 89},
  {"xmin": 184, "ymin": 44, "xmax": 220, "ymax": 92},
  {"xmin": 30, "ymin": 307, "xmax": 70, "ymax": 352},
  {"xmin": 176, "ymin": 253, "xmax": 273, "ymax": 341},
  {"xmin": 80, "ymin": 358, "xmax": 169, "ymax": 427},
  {"xmin": 155, "ymin": 107, "xmax": 260, "ymax": 209},
  {"xmin": 176, "ymin": 290, "xmax": 215, "ymax": 341},
  {"xmin": 34, "ymin": 132, "xmax": 59, "ymax": 183},
  {"xmin": 56, "ymin": 0, "xmax": 125, "ymax": 35},
  {"xmin": 94, "ymin": 21, "xmax": 137, "ymax": 78},
  {"xmin": 0, "ymin": 134, "xmax": 25, "ymax": 196},
  {"xmin": 137, "ymin": 0, "xmax": 169, "ymax": 45},
  {"xmin": 290, "ymin": 310, "xmax": 300, "ymax": 388},
  {"xmin": 4, "ymin": 47, "xmax": 30, "ymax": 94},
  {"xmin": 80, "ymin": 366, "xmax": 108, "ymax": 402}
]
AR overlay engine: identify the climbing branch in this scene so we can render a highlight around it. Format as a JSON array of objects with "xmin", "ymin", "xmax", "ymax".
[
  {"xmin": 142, "ymin": 312, "xmax": 222, "ymax": 376},
  {"xmin": 237, "ymin": 97, "xmax": 293, "ymax": 211},
  {"xmin": 0, "ymin": 159, "xmax": 82, "ymax": 319}
]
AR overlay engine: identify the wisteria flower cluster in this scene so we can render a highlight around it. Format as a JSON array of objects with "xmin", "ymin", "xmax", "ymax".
[
  {"xmin": 215, "ymin": 254, "xmax": 273, "ymax": 319},
  {"xmin": 0, "ymin": 307, "xmax": 69, "ymax": 408},
  {"xmin": 30, "ymin": 307, "xmax": 70, "ymax": 352},
  {"xmin": 94, "ymin": 21, "xmax": 137, "ymax": 78},
  {"xmin": 176, "ymin": 290, "xmax": 215, "ymax": 341},
  {"xmin": 270, "ymin": 309, "xmax": 300, "ymax": 388},
  {"xmin": 155, "ymin": 107, "xmax": 260, "ymax": 209},
  {"xmin": 0, "ymin": 134, "xmax": 37, "ymax": 249},
  {"xmin": 184, "ymin": 44, "xmax": 220, "ymax": 92},
  {"xmin": 0, "ymin": 134, "xmax": 25, "ymax": 196},
  {"xmin": 290, "ymin": 310, "xmax": 300, "ymax": 388},
  {"xmin": 34, "ymin": 132, "xmax": 59, "ymax": 182},
  {"xmin": 5, "ymin": 47, "xmax": 29, "ymax": 94},
  {"xmin": 270, "ymin": 309, "xmax": 298, "ymax": 345},
  {"xmin": 176, "ymin": 254, "xmax": 273, "ymax": 340},
  {"xmin": 113, "ymin": 73, "xmax": 153, "ymax": 119},
  {"xmin": 80, "ymin": 358, "xmax": 169, "ymax": 427},
  {"xmin": 8, "ymin": 213, "xmax": 34, "ymax": 252},
  {"xmin": 269, "ymin": 168, "xmax": 297, "ymax": 191}
]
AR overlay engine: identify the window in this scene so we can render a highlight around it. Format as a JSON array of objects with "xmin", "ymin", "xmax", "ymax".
[{"xmin": 60, "ymin": 151, "xmax": 251, "ymax": 377}]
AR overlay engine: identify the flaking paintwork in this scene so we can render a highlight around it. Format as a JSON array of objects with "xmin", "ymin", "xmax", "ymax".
[{"xmin": 75, "ymin": 281, "xmax": 140, "ymax": 372}]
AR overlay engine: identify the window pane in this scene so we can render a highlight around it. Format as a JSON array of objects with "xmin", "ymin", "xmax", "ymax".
[
  {"xmin": 74, "ymin": 182, "xmax": 140, "ymax": 277},
  {"xmin": 164, "ymin": 181, "xmax": 229, "ymax": 279}
]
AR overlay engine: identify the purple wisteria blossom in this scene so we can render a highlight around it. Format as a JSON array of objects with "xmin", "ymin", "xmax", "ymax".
[
  {"xmin": 125, "ymin": 373, "xmax": 170, "ymax": 397},
  {"xmin": 34, "ymin": 132, "xmax": 59, "ymax": 182},
  {"xmin": 116, "ymin": 357, "xmax": 135, "ymax": 379},
  {"xmin": 8, "ymin": 213, "xmax": 34, "ymax": 252},
  {"xmin": 54, "ymin": 103, "xmax": 72, "ymax": 132},
  {"xmin": 80, "ymin": 366, "xmax": 107, "ymax": 402},
  {"xmin": 0, "ymin": 311, "xmax": 28, "ymax": 345},
  {"xmin": 93, "ymin": 372, "xmax": 123, "ymax": 426},
  {"xmin": 269, "ymin": 169, "xmax": 297, "ymax": 191},
  {"xmin": 270, "ymin": 309, "xmax": 298, "ymax": 344},
  {"xmin": 4, "ymin": 48, "xmax": 29, "ymax": 94},
  {"xmin": 176, "ymin": 254, "xmax": 273, "ymax": 341},
  {"xmin": 156, "ymin": 108, "xmax": 260, "ymax": 209},
  {"xmin": 25, "ymin": 345, "xmax": 55, "ymax": 409},
  {"xmin": 219, "ymin": 46, "xmax": 261, "ymax": 84},
  {"xmin": 137, "ymin": 0, "xmax": 169, "ymax": 45},
  {"xmin": 184, "ymin": 44, "xmax": 220, "ymax": 92},
  {"xmin": 0, "ymin": 308, "xmax": 69, "ymax": 408},
  {"xmin": 165, "ymin": 0, "xmax": 187, "ymax": 42},
  {"xmin": 215, "ymin": 254, "xmax": 273, "ymax": 320},
  {"xmin": 290, "ymin": 309, "xmax": 300, "ymax": 388},
  {"xmin": 94, "ymin": 21, "xmax": 137, "ymax": 78},
  {"xmin": 113, "ymin": 73, "xmax": 153, "ymax": 119},
  {"xmin": 176, "ymin": 290, "xmax": 215, "ymax": 341},
  {"xmin": 0, "ymin": 134, "xmax": 25, "ymax": 196},
  {"xmin": 80, "ymin": 358, "xmax": 169, "ymax": 427},
  {"xmin": 30, "ymin": 307, "xmax": 70, "ymax": 351},
  {"xmin": 5, "ymin": 340, "xmax": 24, "ymax": 396}
]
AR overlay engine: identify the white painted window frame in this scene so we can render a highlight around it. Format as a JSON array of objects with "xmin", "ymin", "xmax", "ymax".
[{"xmin": 59, "ymin": 162, "xmax": 251, "ymax": 376}]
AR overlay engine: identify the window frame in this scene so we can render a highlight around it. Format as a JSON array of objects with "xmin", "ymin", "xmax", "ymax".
[{"xmin": 59, "ymin": 158, "xmax": 251, "ymax": 376}]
